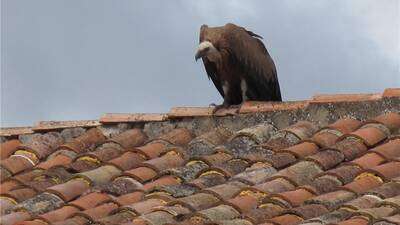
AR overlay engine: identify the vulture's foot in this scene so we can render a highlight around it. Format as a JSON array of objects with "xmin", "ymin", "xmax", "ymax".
[
  {"xmin": 211, "ymin": 103, "xmax": 242, "ymax": 115},
  {"xmin": 211, "ymin": 103, "xmax": 229, "ymax": 114}
]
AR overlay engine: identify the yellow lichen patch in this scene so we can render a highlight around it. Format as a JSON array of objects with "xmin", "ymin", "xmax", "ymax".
[
  {"xmin": 77, "ymin": 156, "xmax": 101, "ymax": 164},
  {"xmin": 259, "ymin": 202, "xmax": 284, "ymax": 210},
  {"xmin": 166, "ymin": 150, "xmax": 180, "ymax": 157},
  {"xmin": 72, "ymin": 176, "xmax": 92, "ymax": 186},
  {"xmin": 0, "ymin": 196, "xmax": 17, "ymax": 205},
  {"xmin": 239, "ymin": 189, "xmax": 267, "ymax": 199},
  {"xmin": 355, "ymin": 172, "xmax": 383, "ymax": 183},
  {"xmin": 199, "ymin": 170, "xmax": 225, "ymax": 178},
  {"xmin": 186, "ymin": 160, "xmax": 205, "ymax": 166},
  {"xmin": 118, "ymin": 208, "xmax": 138, "ymax": 217},
  {"xmin": 145, "ymin": 191, "xmax": 171, "ymax": 199},
  {"xmin": 32, "ymin": 219, "xmax": 50, "ymax": 225},
  {"xmin": 339, "ymin": 206, "xmax": 358, "ymax": 212},
  {"xmin": 14, "ymin": 150, "xmax": 39, "ymax": 164},
  {"xmin": 251, "ymin": 161, "xmax": 272, "ymax": 169}
]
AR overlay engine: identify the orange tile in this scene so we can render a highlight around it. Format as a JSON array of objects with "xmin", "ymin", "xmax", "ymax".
[
  {"xmin": 0, "ymin": 180, "xmax": 23, "ymax": 195},
  {"xmin": 14, "ymin": 220, "xmax": 47, "ymax": 225},
  {"xmin": 348, "ymin": 126, "xmax": 387, "ymax": 147},
  {"xmin": 124, "ymin": 166, "xmax": 157, "ymax": 183},
  {"xmin": 0, "ymin": 127, "xmax": 33, "ymax": 137},
  {"xmin": 227, "ymin": 195, "xmax": 259, "ymax": 213},
  {"xmin": 337, "ymin": 217, "xmax": 369, "ymax": 225},
  {"xmin": 369, "ymin": 161, "xmax": 400, "ymax": 180},
  {"xmin": 239, "ymin": 101, "xmax": 308, "ymax": 114},
  {"xmin": 58, "ymin": 128, "xmax": 106, "ymax": 154},
  {"xmin": 6, "ymin": 187, "xmax": 37, "ymax": 202},
  {"xmin": 47, "ymin": 179, "xmax": 90, "ymax": 202},
  {"xmin": 143, "ymin": 175, "xmax": 180, "ymax": 191},
  {"xmin": 33, "ymin": 120, "xmax": 100, "ymax": 131},
  {"xmin": 272, "ymin": 188, "xmax": 315, "ymax": 207},
  {"xmin": 75, "ymin": 202, "xmax": 119, "ymax": 221},
  {"xmin": 157, "ymin": 128, "xmax": 193, "ymax": 146},
  {"xmin": 122, "ymin": 198, "xmax": 167, "ymax": 215},
  {"xmin": 327, "ymin": 118, "xmax": 362, "ymax": 134},
  {"xmin": 284, "ymin": 121, "xmax": 318, "ymax": 140},
  {"xmin": 311, "ymin": 130, "xmax": 340, "ymax": 148},
  {"xmin": 135, "ymin": 141, "xmax": 168, "ymax": 159},
  {"xmin": 100, "ymin": 113, "xmax": 167, "ymax": 123},
  {"xmin": 36, "ymin": 153, "xmax": 73, "ymax": 170},
  {"xmin": 109, "ymin": 129, "xmax": 148, "ymax": 149},
  {"xmin": 168, "ymin": 107, "xmax": 213, "ymax": 117},
  {"xmin": 268, "ymin": 213, "xmax": 303, "ymax": 225},
  {"xmin": 108, "ymin": 151, "xmax": 146, "ymax": 171},
  {"xmin": 343, "ymin": 173, "xmax": 383, "ymax": 194},
  {"xmin": 283, "ymin": 142, "xmax": 319, "ymax": 159},
  {"xmin": 351, "ymin": 153, "xmax": 386, "ymax": 169},
  {"xmin": 68, "ymin": 192, "xmax": 111, "ymax": 210},
  {"xmin": 0, "ymin": 139, "xmax": 21, "ymax": 159},
  {"xmin": 141, "ymin": 150, "xmax": 185, "ymax": 172},
  {"xmin": 0, "ymin": 211, "xmax": 31, "ymax": 225},
  {"xmin": 371, "ymin": 139, "xmax": 400, "ymax": 160},
  {"xmin": 311, "ymin": 93, "xmax": 381, "ymax": 103},
  {"xmin": 116, "ymin": 191, "xmax": 144, "ymax": 206},
  {"xmin": 38, "ymin": 205, "xmax": 80, "ymax": 223},
  {"xmin": 371, "ymin": 112, "xmax": 400, "ymax": 133},
  {"xmin": 382, "ymin": 88, "xmax": 400, "ymax": 97}
]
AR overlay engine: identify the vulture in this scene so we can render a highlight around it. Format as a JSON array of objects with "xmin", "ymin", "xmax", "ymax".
[{"xmin": 195, "ymin": 23, "xmax": 282, "ymax": 112}]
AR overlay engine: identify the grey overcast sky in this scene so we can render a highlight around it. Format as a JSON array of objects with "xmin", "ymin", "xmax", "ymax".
[{"xmin": 1, "ymin": 0, "xmax": 399, "ymax": 127}]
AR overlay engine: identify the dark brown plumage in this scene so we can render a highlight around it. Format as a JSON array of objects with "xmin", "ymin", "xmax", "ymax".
[{"xmin": 195, "ymin": 23, "xmax": 282, "ymax": 109}]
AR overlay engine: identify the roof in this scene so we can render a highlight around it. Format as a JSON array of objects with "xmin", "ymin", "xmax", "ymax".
[{"xmin": 0, "ymin": 88, "xmax": 399, "ymax": 225}]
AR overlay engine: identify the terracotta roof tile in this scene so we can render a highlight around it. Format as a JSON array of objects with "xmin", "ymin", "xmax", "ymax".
[
  {"xmin": 351, "ymin": 153, "xmax": 386, "ymax": 169},
  {"xmin": 270, "ymin": 188, "xmax": 316, "ymax": 207},
  {"xmin": 253, "ymin": 177, "xmax": 296, "ymax": 194},
  {"xmin": 306, "ymin": 150, "xmax": 345, "ymax": 170},
  {"xmin": 341, "ymin": 173, "xmax": 384, "ymax": 194},
  {"xmin": 108, "ymin": 151, "xmax": 146, "ymax": 171},
  {"xmin": 37, "ymin": 205, "xmax": 80, "ymax": 223},
  {"xmin": 0, "ymin": 127, "xmax": 34, "ymax": 137},
  {"xmin": 33, "ymin": 120, "xmax": 100, "ymax": 131},
  {"xmin": 72, "ymin": 201, "xmax": 119, "ymax": 221},
  {"xmin": 57, "ymin": 128, "xmax": 106, "ymax": 154},
  {"xmin": 0, "ymin": 139, "xmax": 21, "ymax": 160},
  {"xmin": 321, "ymin": 165, "xmax": 363, "ymax": 184},
  {"xmin": 344, "ymin": 125, "xmax": 388, "ymax": 147},
  {"xmin": 46, "ymin": 178, "xmax": 90, "ymax": 202},
  {"xmin": 100, "ymin": 113, "xmax": 168, "ymax": 123},
  {"xmin": 382, "ymin": 88, "xmax": 400, "ymax": 98},
  {"xmin": 239, "ymin": 101, "xmax": 309, "ymax": 114},
  {"xmin": 267, "ymin": 213, "xmax": 304, "ymax": 225},
  {"xmin": 311, "ymin": 93, "xmax": 381, "ymax": 103},
  {"xmin": 36, "ymin": 153, "xmax": 73, "ymax": 170},
  {"xmin": 0, "ymin": 211, "xmax": 31, "ymax": 225},
  {"xmin": 156, "ymin": 128, "xmax": 193, "ymax": 146},
  {"xmin": 115, "ymin": 191, "xmax": 144, "ymax": 206},
  {"xmin": 68, "ymin": 192, "xmax": 111, "ymax": 210},
  {"xmin": 306, "ymin": 190, "xmax": 356, "ymax": 210},
  {"xmin": 226, "ymin": 194, "xmax": 259, "ymax": 213}
]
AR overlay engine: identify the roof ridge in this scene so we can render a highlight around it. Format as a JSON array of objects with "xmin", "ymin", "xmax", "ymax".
[{"xmin": 1, "ymin": 88, "xmax": 399, "ymax": 136}]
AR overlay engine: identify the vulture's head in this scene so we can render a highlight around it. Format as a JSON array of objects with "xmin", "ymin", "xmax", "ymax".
[{"xmin": 195, "ymin": 41, "xmax": 218, "ymax": 61}]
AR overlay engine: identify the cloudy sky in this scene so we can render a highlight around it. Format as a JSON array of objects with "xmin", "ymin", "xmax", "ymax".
[{"xmin": 1, "ymin": 0, "xmax": 399, "ymax": 127}]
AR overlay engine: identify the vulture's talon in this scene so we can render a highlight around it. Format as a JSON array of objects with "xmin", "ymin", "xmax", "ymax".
[{"xmin": 211, "ymin": 104, "xmax": 228, "ymax": 114}]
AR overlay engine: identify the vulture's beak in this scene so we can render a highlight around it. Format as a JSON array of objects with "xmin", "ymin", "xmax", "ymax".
[{"xmin": 195, "ymin": 50, "xmax": 203, "ymax": 61}]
